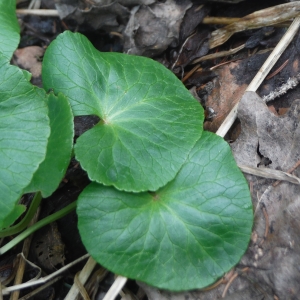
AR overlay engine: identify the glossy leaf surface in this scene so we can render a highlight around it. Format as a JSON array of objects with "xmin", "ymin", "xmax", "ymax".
[
  {"xmin": 42, "ymin": 31, "xmax": 203, "ymax": 192},
  {"xmin": 77, "ymin": 131, "xmax": 253, "ymax": 291}
]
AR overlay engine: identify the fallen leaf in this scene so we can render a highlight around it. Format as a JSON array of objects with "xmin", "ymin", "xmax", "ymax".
[
  {"xmin": 123, "ymin": 0, "xmax": 192, "ymax": 56},
  {"xmin": 13, "ymin": 46, "xmax": 44, "ymax": 78}
]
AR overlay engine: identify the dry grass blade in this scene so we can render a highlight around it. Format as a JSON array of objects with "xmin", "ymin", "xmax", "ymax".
[
  {"xmin": 10, "ymin": 207, "xmax": 41, "ymax": 300},
  {"xmin": 16, "ymin": 9, "xmax": 59, "ymax": 16},
  {"xmin": 209, "ymin": 2, "xmax": 300, "ymax": 49},
  {"xmin": 202, "ymin": 17, "xmax": 291, "ymax": 27},
  {"xmin": 238, "ymin": 165, "xmax": 300, "ymax": 185},
  {"xmin": 1, "ymin": 254, "xmax": 90, "ymax": 295},
  {"xmin": 64, "ymin": 256, "xmax": 97, "ymax": 300},
  {"xmin": 191, "ymin": 44, "xmax": 245, "ymax": 65},
  {"xmin": 102, "ymin": 276, "xmax": 127, "ymax": 300}
]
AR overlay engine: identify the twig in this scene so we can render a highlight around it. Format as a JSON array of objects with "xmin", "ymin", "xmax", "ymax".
[
  {"xmin": 272, "ymin": 159, "xmax": 300, "ymax": 187},
  {"xmin": 238, "ymin": 165, "xmax": 300, "ymax": 185},
  {"xmin": 16, "ymin": 9, "xmax": 59, "ymax": 16},
  {"xmin": 221, "ymin": 268, "xmax": 249, "ymax": 298},
  {"xmin": 202, "ymin": 16, "xmax": 290, "ymax": 27},
  {"xmin": 18, "ymin": 276, "xmax": 63, "ymax": 300},
  {"xmin": 209, "ymin": 3, "xmax": 300, "ymax": 49},
  {"xmin": 74, "ymin": 272, "xmax": 91, "ymax": 300},
  {"xmin": 64, "ymin": 256, "xmax": 98, "ymax": 300},
  {"xmin": 216, "ymin": 17, "xmax": 300, "ymax": 138},
  {"xmin": 102, "ymin": 275, "xmax": 127, "ymax": 300},
  {"xmin": 265, "ymin": 59, "xmax": 289, "ymax": 80},
  {"xmin": 263, "ymin": 73, "xmax": 300, "ymax": 102},
  {"xmin": 192, "ymin": 44, "xmax": 245, "ymax": 65},
  {"xmin": 182, "ymin": 64, "xmax": 201, "ymax": 83}
]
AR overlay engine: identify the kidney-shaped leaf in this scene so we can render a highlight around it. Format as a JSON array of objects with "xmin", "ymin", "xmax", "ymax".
[
  {"xmin": 0, "ymin": 0, "xmax": 20, "ymax": 60},
  {"xmin": 77, "ymin": 131, "xmax": 253, "ymax": 291},
  {"xmin": 24, "ymin": 92, "xmax": 74, "ymax": 198},
  {"xmin": 42, "ymin": 31, "xmax": 203, "ymax": 192},
  {"xmin": 0, "ymin": 54, "xmax": 50, "ymax": 229}
]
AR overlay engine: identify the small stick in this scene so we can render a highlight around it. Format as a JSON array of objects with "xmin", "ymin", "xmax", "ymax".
[
  {"xmin": 16, "ymin": 9, "xmax": 59, "ymax": 16},
  {"xmin": 259, "ymin": 204, "xmax": 269, "ymax": 246},
  {"xmin": 201, "ymin": 268, "xmax": 235, "ymax": 291},
  {"xmin": 64, "ymin": 256, "xmax": 97, "ymax": 300},
  {"xmin": 74, "ymin": 272, "xmax": 91, "ymax": 300},
  {"xmin": 202, "ymin": 17, "xmax": 290, "ymax": 28},
  {"xmin": 192, "ymin": 44, "xmax": 245, "ymax": 65},
  {"xmin": 221, "ymin": 268, "xmax": 249, "ymax": 298},
  {"xmin": 102, "ymin": 275, "xmax": 127, "ymax": 300},
  {"xmin": 210, "ymin": 57, "xmax": 243, "ymax": 71},
  {"xmin": 216, "ymin": 17, "xmax": 300, "ymax": 138},
  {"xmin": 18, "ymin": 276, "xmax": 63, "ymax": 300},
  {"xmin": 182, "ymin": 64, "xmax": 201, "ymax": 83},
  {"xmin": 2, "ymin": 254, "xmax": 90, "ymax": 295},
  {"xmin": 273, "ymin": 159, "xmax": 300, "ymax": 187},
  {"xmin": 239, "ymin": 164, "xmax": 300, "ymax": 185},
  {"xmin": 266, "ymin": 59, "xmax": 289, "ymax": 80}
]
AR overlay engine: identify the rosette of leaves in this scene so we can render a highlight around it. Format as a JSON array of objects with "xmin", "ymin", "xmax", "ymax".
[{"xmin": 42, "ymin": 32, "xmax": 253, "ymax": 291}]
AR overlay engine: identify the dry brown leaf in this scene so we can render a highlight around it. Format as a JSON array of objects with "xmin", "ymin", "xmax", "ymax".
[
  {"xmin": 32, "ymin": 222, "xmax": 65, "ymax": 272},
  {"xmin": 204, "ymin": 61, "xmax": 248, "ymax": 133},
  {"xmin": 123, "ymin": 0, "xmax": 192, "ymax": 56},
  {"xmin": 13, "ymin": 46, "xmax": 44, "ymax": 78}
]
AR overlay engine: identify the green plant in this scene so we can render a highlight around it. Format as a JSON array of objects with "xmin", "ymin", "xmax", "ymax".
[{"xmin": 0, "ymin": 0, "xmax": 253, "ymax": 291}]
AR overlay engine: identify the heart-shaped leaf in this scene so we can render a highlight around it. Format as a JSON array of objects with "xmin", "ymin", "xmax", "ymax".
[
  {"xmin": 42, "ymin": 31, "xmax": 204, "ymax": 192},
  {"xmin": 0, "ymin": 0, "xmax": 20, "ymax": 59},
  {"xmin": 0, "ymin": 54, "xmax": 50, "ymax": 229},
  {"xmin": 77, "ymin": 131, "xmax": 253, "ymax": 291},
  {"xmin": 24, "ymin": 92, "xmax": 74, "ymax": 197}
]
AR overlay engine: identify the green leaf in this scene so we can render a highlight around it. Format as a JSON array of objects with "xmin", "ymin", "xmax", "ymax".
[
  {"xmin": 0, "ymin": 0, "xmax": 20, "ymax": 59},
  {"xmin": 24, "ymin": 93, "xmax": 74, "ymax": 198},
  {"xmin": 77, "ymin": 131, "xmax": 253, "ymax": 291},
  {"xmin": 42, "ymin": 31, "xmax": 203, "ymax": 192},
  {"xmin": 1, "ymin": 204, "xmax": 26, "ymax": 229},
  {"xmin": 0, "ymin": 54, "xmax": 50, "ymax": 229}
]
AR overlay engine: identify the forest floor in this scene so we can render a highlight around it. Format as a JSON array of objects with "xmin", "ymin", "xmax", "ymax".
[{"xmin": 2, "ymin": 0, "xmax": 300, "ymax": 299}]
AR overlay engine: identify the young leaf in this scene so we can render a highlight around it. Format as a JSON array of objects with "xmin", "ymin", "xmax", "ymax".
[
  {"xmin": 42, "ymin": 31, "xmax": 204, "ymax": 192},
  {"xmin": 77, "ymin": 131, "xmax": 253, "ymax": 291},
  {"xmin": 24, "ymin": 93, "xmax": 74, "ymax": 198},
  {"xmin": 0, "ymin": 54, "xmax": 50, "ymax": 229},
  {"xmin": 0, "ymin": 0, "xmax": 20, "ymax": 59}
]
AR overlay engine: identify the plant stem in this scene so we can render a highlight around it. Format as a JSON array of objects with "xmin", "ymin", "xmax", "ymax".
[
  {"xmin": 0, "ymin": 201, "xmax": 77, "ymax": 255},
  {"xmin": 0, "ymin": 192, "xmax": 43, "ymax": 238}
]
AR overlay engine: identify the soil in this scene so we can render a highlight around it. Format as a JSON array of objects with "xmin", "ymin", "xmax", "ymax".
[{"xmin": 2, "ymin": 0, "xmax": 300, "ymax": 299}]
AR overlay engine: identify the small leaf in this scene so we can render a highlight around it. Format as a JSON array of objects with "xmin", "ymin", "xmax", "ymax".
[
  {"xmin": 24, "ymin": 93, "xmax": 74, "ymax": 197},
  {"xmin": 0, "ymin": 0, "xmax": 20, "ymax": 59},
  {"xmin": 42, "ymin": 31, "xmax": 203, "ymax": 192},
  {"xmin": 77, "ymin": 131, "xmax": 253, "ymax": 291},
  {"xmin": 0, "ymin": 54, "xmax": 50, "ymax": 229}
]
